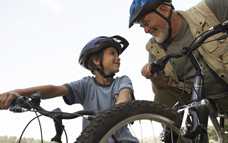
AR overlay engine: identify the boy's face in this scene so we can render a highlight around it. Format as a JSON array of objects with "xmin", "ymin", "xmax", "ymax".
[{"xmin": 102, "ymin": 47, "xmax": 120, "ymax": 74}]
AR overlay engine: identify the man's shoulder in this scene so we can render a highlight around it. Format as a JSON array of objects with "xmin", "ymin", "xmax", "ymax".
[
  {"xmin": 205, "ymin": 0, "xmax": 228, "ymax": 22},
  {"xmin": 145, "ymin": 38, "xmax": 159, "ymax": 50}
]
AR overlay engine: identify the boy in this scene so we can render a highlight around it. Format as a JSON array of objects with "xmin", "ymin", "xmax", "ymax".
[{"xmin": 0, "ymin": 35, "xmax": 138, "ymax": 142}]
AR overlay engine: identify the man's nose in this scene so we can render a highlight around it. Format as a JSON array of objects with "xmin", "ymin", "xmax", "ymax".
[{"xmin": 143, "ymin": 26, "xmax": 150, "ymax": 33}]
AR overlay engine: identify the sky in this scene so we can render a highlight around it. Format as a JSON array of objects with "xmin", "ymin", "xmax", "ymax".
[{"xmin": 0, "ymin": 0, "xmax": 200, "ymax": 142}]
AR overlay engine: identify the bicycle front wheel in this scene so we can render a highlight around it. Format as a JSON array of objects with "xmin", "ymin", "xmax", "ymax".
[{"xmin": 77, "ymin": 100, "xmax": 187, "ymax": 143}]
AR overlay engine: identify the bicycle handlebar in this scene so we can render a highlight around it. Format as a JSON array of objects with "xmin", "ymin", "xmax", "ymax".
[
  {"xmin": 9, "ymin": 93, "xmax": 95, "ymax": 143},
  {"xmin": 189, "ymin": 20, "xmax": 228, "ymax": 52},
  {"xmin": 9, "ymin": 93, "xmax": 95, "ymax": 119},
  {"xmin": 150, "ymin": 20, "xmax": 228, "ymax": 73}
]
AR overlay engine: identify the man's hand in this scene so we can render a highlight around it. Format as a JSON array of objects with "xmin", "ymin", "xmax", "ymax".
[
  {"xmin": 0, "ymin": 91, "xmax": 19, "ymax": 109},
  {"xmin": 141, "ymin": 63, "xmax": 154, "ymax": 79}
]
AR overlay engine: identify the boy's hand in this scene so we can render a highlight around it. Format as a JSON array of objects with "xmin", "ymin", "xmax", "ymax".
[{"xmin": 0, "ymin": 91, "xmax": 19, "ymax": 109}]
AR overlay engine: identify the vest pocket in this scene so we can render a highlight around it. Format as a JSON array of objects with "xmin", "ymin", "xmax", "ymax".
[
  {"xmin": 202, "ymin": 40, "xmax": 227, "ymax": 63},
  {"xmin": 222, "ymin": 48, "xmax": 228, "ymax": 64},
  {"xmin": 199, "ymin": 39, "xmax": 228, "ymax": 82}
]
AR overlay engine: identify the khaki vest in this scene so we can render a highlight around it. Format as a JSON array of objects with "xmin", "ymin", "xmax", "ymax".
[{"xmin": 146, "ymin": 1, "xmax": 228, "ymax": 93}]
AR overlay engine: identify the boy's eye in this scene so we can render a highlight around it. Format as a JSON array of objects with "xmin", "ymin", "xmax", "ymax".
[
  {"xmin": 111, "ymin": 51, "xmax": 115, "ymax": 55},
  {"xmin": 114, "ymin": 52, "xmax": 119, "ymax": 57},
  {"xmin": 109, "ymin": 50, "xmax": 117, "ymax": 56},
  {"xmin": 105, "ymin": 48, "xmax": 119, "ymax": 57}
]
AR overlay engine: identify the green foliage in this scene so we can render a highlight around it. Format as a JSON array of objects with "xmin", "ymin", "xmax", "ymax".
[
  {"xmin": 0, "ymin": 136, "xmax": 48, "ymax": 143},
  {"xmin": 208, "ymin": 126, "xmax": 217, "ymax": 142}
]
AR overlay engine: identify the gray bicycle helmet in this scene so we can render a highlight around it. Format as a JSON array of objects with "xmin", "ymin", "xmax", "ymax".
[{"xmin": 79, "ymin": 35, "xmax": 129, "ymax": 71}]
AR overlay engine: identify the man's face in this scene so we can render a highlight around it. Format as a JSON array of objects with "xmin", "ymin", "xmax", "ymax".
[{"xmin": 139, "ymin": 12, "xmax": 169, "ymax": 43}]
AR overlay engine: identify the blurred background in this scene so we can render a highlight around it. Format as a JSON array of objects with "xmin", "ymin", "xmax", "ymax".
[{"xmin": 0, "ymin": 0, "xmax": 200, "ymax": 142}]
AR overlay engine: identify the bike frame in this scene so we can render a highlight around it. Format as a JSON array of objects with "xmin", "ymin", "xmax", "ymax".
[{"xmin": 175, "ymin": 21, "xmax": 228, "ymax": 143}]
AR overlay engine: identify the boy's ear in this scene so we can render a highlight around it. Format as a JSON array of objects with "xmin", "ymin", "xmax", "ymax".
[{"xmin": 92, "ymin": 57, "xmax": 100, "ymax": 66}]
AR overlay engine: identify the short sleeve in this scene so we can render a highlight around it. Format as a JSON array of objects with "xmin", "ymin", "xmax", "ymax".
[
  {"xmin": 118, "ymin": 76, "xmax": 133, "ymax": 90},
  {"xmin": 117, "ymin": 75, "xmax": 135, "ymax": 99},
  {"xmin": 63, "ymin": 78, "xmax": 86, "ymax": 105}
]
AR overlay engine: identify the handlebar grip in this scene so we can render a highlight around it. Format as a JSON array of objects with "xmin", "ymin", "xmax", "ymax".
[
  {"xmin": 9, "ymin": 96, "xmax": 31, "ymax": 112},
  {"xmin": 150, "ymin": 56, "xmax": 170, "ymax": 73},
  {"xmin": 9, "ymin": 105, "xmax": 27, "ymax": 113},
  {"xmin": 150, "ymin": 62, "xmax": 163, "ymax": 74},
  {"xmin": 9, "ymin": 93, "xmax": 41, "ymax": 112}
]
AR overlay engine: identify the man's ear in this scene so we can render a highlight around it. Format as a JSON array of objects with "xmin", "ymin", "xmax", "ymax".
[{"xmin": 157, "ymin": 4, "xmax": 171, "ymax": 16}]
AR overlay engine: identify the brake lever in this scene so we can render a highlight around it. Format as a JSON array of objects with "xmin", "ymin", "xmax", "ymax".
[
  {"xmin": 30, "ymin": 93, "xmax": 41, "ymax": 107},
  {"xmin": 150, "ymin": 56, "xmax": 170, "ymax": 74},
  {"xmin": 150, "ymin": 50, "xmax": 186, "ymax": 74},
  {"xmin": 222, "ymin": 20, "xmax": 228, "ymax": 30}
]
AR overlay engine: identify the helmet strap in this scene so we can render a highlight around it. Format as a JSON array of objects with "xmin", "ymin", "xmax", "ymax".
[{"xmin": 154, "ymin": 3, "xmax": 174, "ymax": 48}]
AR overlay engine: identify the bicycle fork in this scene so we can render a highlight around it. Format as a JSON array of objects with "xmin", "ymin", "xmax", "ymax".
[
  {"xmin": 179, "ymin": 101, "xmax": 209, "ymax": 141},
  {"xmin": 179, "ymin": 99, "xmax": 226, "ymax": 143},
  {"xmin": 179, "ymin": 74, "xmax": 209, "ymax": 142}
]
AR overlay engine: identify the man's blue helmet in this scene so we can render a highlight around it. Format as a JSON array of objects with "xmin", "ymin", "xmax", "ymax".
[
  {"xmin": 79, "ymin": 35, "xmax": 129, "ymax": 70},
  {"xmin": 129, "ymin": 0, "xmax": 171, "ymax": 28}
]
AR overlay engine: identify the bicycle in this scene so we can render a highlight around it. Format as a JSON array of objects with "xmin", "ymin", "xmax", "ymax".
[
  {"xmin": 8, "ymin": 92, "xmax": 95, "ymax": 143},
  {"xmin": 76, "ymin": 21, "xmax": 228, "ymax": 143}
]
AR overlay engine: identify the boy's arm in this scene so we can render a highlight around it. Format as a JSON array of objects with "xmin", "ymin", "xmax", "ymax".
[
  {"xmin": 0, "ymin": 85, "xmax": 69, "ymax": 109},
  {"xmin": 115, "ymin": 88, "xmax": 133, "ymax": 104}
]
